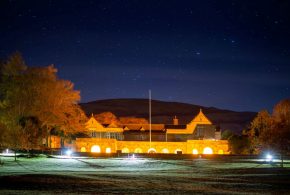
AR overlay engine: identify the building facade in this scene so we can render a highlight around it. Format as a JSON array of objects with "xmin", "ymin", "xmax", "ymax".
[{"xmin": 75, "ymin": 109, "xmax": 229, "ymax": 154}]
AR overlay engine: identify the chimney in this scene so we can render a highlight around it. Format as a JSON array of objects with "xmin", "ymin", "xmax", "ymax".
[{"xmin": 173, "ymin": 116, "xmax": 179, "ymax": 125}]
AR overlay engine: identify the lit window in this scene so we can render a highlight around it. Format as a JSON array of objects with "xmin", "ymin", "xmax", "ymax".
[
  {"xmin": 192, "ymin": 149, "xmax": 198, "ymax": 154},
  {"xmin": 81, "ymin": 147, "xmax": 86, "ymax": 152},
  {"xmin": 105, "ymin": 147, "xmax": 111, "ymax": 153},
  {"xmin": 203, "ymin": 147, "xmax": 213, "ymax": 154},
  {"xmin": 91, "ymin": 145, "xmax": 101, "ymax": 153},
  {"xmin": 174, "ymin": 149, "xmax": 182, "ymax": 154},
  {"xmin": 148, "ymin": 148, "xmax": 156, "ymax": 153},
  {"xmin": 134, "ymin": 148, "xmax": 143, "ymax": 153},
  {"xmin": 122, "ymin": 148, "xmax": 129, "ymax": 153}
]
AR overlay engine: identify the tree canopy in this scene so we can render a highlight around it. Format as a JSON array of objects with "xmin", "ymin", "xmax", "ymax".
[
  {"xmin": 0, "ymin": 53, "xmax": 87, "ymax": 150},
  {"xmin": 246, "ymin": 98, "xmax": 290, "ymax": 155},
  {"xmin": 94, "ymin": 112, "xmax": 149, "ymax": 125},
  {"xmin": 94, "ymin": 112, "xmax": 119, "ymax": 124}
]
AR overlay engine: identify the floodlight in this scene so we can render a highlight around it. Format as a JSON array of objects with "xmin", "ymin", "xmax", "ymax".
[
  {"xmin": 66, "ymin": 149, "xmax": 72, "ymax": 156},
  {"xmin": 130, "ymin": 154, "xmax": 136, "ymax": 160},
  {"xmin": 265, "ymin": 154, "xmax": 273, "ymax": 162}
]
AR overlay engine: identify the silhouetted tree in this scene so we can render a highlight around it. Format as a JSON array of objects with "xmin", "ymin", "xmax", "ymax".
[
  {"xmin": 228, "ymin": 134, "xmax": 250, "ymax": 154},
  {"xmin": 221, "ymin": 129, "xmax": 234, "ymax": 140},
  {"xmin": 221, "ymin": 129, "xmax": 250, "ymax": 154}
]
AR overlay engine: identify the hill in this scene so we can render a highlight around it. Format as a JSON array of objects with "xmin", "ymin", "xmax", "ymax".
[{"xmin": 80, "ymin": 99, "xmax": 257, "ymax": 134}]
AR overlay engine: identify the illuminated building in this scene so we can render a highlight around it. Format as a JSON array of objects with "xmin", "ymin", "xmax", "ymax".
[{"xmin": 75, "ymin": 109, "xmax": 229, "ymax": 154}]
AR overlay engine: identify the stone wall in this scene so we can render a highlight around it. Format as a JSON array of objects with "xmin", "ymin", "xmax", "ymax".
[{"xmin": 75, "ymin": 138, "xmax": 229, "ymax": 154}]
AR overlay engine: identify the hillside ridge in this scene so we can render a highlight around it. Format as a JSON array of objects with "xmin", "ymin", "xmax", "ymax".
[{"xmin": 80, "ymin": 98, "xmax": 257, "ymax": 133}]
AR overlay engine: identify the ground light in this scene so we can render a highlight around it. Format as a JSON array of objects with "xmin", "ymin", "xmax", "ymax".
[
  {"xmin": 66, "ymin": 149, "xmax": 72, "ymax": 157},
  {"xmin": 265, "ymin": 153, "xmax": 273, "ymax": 162},
  {"xmin": 1, "ymin": 148, "xmax": 14, "ymax": 156},
  {"xmin": 124, "ymin": 154, "xmax": 137, "ymax": 163},
  {"xmin": 130, "ymin": 154, "xmax": 136, "ymax": 160}
]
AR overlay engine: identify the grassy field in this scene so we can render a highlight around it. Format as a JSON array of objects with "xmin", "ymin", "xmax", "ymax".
[{"xmin": 0, "ymin": 155, "xmax": 290, "ymax": 194}]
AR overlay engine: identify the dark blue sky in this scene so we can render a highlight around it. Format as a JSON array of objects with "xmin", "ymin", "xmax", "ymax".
[{"xmin": 1, "ymin": 0, "xmax": 290, "ymax": 112}]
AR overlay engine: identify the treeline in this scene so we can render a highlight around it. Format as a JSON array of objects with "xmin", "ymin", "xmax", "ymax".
[
  {"xmin": 223, "ymin": 98, "xmax": 290, "ymax": 156},
  {"xmin": 0, "ymin": 53, "xmax": 88, "ymax": 152},
  {"xmin": 93, "ymin": 111, "xmax": 148, "ymax": 125}
]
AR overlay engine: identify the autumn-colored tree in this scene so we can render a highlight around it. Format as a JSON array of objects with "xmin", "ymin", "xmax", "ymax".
[
  {"xmin": 119, "ymin": 117, "xmax": 148, "ymax": 124},
  {"xmin": 18, "ymin": 116, "xmax": 42, "ymax": 152},
  {"xmin": 0, "ymin": 53, "xmax": 87, "ymax": 151},
  {"xmin": 246, "ymin": 98, "xmax": 290, "ymax": 167},
  {"xmin": 0, "ymin": 122, "xmax": 9, "ymax": 149},
  {"xmin": 0, "ymin": 52, "xmax": 29, "ymax": 152},
  {"xmin": 94, "ymin": 112, "xmax": 119, "ymax": 124},
  {"xmin": 259, "ymin": 99, "xmax": 290, "ymax": 167},
  {"xmin": 272, "ymin": 98, "xmax": 290, "ymax": 124},
  {"xmin": 245, "ymin": 110, "xmax": 272, "ymax": 154}
]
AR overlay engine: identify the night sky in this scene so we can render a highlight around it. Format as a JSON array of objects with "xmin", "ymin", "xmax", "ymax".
[{"xmin": 1, "ymin": 0, "xmax": 290, "ymax": 112}]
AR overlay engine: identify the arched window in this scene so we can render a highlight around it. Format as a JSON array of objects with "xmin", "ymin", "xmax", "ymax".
[
  {"xmin": 192, "ymin": 149, "xmax": 198, "ymax": 154},
  {"xmin": 91, "ymin": 145, "xmax": 101, "ymax": 153},
  {"xmin": 148, "ymin": 148, "xmax": 157, "ymax": 153},
  {"xmin": 122, "ymin": 148, "xmax": 129, "ymax": 153},
  {"xmin": 203, "ymin": 147, "xmax": 213, "ymax": 154},
  {"xmin": 105, "ymin": 147, "xmax": 111, "ymax": 153},
  {"xmin": 174, "ymin": 149, "xmax": 182, "ymax": 154},
  {"xmin": 134, "ymin": 148, "xmax": 143, "ymax": 153},
  {"xmin": 80, "ymin": 147, "xmax": 86, "ymax": 152}
]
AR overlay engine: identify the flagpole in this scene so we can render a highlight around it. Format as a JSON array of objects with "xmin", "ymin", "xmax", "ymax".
[{"xmin": 149, "ymin": 89, "xmax": 151, "ymax": 148}]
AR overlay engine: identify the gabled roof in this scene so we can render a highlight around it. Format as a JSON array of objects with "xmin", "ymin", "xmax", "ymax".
[
  {"xmin": 188, "ymin": 109, "xmax": 212, "ymax": 125},
  {"xmin": 85, "ymin": 110, "xmax": 213, "ymax": 135},
  {"xmin": 123, "ymin": 126, "xmax": 130, "ymax": 130},
  {"xmin": 108, "ymin": 122, "xmax": 118, "ymax": 128},
  {"xmin": 86, "ymin": 115, "xmax": 104, "ymax": 130},
  {"xmin": 167, "ymin": 109, "xmax": 212, "ymax": 134}
]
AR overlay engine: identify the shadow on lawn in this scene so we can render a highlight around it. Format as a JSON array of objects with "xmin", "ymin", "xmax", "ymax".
[{"xmin": 74, "ymin": 159, "xmax": 105, "ymax": 169}]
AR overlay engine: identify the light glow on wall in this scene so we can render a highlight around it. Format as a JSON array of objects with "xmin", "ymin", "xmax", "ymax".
[
  {"xmin": 91, "ymin": 145, "xmax": 101, "ymax": 153},
  {"xmin": 203, "ymin": 147, "xmax": 213, "ymax": 154},
  {"xmin": 161, "ymin": 148, "xmax": 169, "ymax": 153},
  {"xmin": 122, "ymin": 148, "xmax": 129, "ymax": 153},
  {"xmin": 135, "ymin": 148, "xmax": 142, "ymax": 153},
  {"xmin": 105, "ymin": 147, "xmax": 111, "ymax": 153},
  {"xmin": 174, "ymin": 149, "xmax": 182, "ymax": 154},
  {"xmin": 218, "ymin": 149, "xmax": 224, "ymax": 154},
  {"xmin": 192, "ymin": 149, "xmax": 199, "ymax": 154},
  {"xmin": 148, "ymin": 148, "xmax": 157, "ymax": 153},
  {"xmin": 81, "ymin": 147, "xmax": 86, "ymax": 152}
]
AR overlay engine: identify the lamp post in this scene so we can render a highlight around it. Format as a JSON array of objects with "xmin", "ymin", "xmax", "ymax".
[{"xmin": 149, "ymin": 90, "xmax": 152, "ymax": 148}]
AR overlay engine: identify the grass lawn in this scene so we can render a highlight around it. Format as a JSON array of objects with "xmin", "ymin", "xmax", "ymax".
[{"xmin": 0, "ymin": 155, "xmax": 290, "ymax": 194}]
